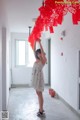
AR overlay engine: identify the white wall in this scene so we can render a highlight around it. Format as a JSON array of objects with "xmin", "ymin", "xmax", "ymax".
[
  {"xmin": 11, "ymin": 32, "xmax": 48, "ymax": 85},
  {"xmin": 51, "ymin": 13, "xmax": 80, "ymax": 112},
  {"xmin": 0, "ymin": 0, "xmax": 3, "ymax": 111},
  {"xmin": 6, "ymin": 28, "xmax": 10, "ymax": 108},
  {"xmin": 2, "ymin": 27, "xmax": 7, "ymax": 110},
  {"xmin": 2, "ymin": 27, "xmax": 10, "ymax": 110},
  {"xmin": 1, "ymin": 26, "xmax": 10, "ymax": 111},
  {"xmin": 9, "ymin": 33, "xmax": 12, "ymax": 89},
  {"xmin": 0, "ymin": 0, "xmax": 10, "ymax": 110},
  {"xmin": 0, "ymin": 20, "xmax": 2, "ymax": 111}
]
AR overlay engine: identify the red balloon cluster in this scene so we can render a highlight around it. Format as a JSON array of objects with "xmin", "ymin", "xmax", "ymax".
[{"xmin": 28, "ymin": 0, "xmax": 80, "ymax": 48}]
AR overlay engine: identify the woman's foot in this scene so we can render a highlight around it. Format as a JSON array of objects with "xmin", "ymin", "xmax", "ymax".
[
  {"xmin": 37, "ymin": 111, "xmax": 45, "ymax": 117},
  {"xmin": 39, "ymin": 109, "xmax": 45, "ymax": 113}
]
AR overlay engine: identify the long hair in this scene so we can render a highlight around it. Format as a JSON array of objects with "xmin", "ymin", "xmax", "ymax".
[{"xmin": 35, "ymin": 49, "xmax": 41, "ymax": 59}]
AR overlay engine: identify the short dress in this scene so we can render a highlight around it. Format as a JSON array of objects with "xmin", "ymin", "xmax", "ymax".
[{"xmin": 31, "ymin": 61, "xmax": 44, "ymax": 92}]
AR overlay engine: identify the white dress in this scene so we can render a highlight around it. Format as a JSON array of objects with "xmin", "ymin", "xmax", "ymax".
[{"xmin": 31, "ymin": 61, "xmax": 44, "ymax": 92}]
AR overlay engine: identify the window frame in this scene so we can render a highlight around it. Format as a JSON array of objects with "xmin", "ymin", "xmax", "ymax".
[
  {"xmin": 15, "ymin": 39, "xmax": 35, "ymax": 68},
  {"xmin": 15, "ymin": 39, "xmax": 27, "ymax": 67}
]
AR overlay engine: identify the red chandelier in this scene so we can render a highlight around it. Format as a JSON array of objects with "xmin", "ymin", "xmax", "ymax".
[{"xmin": 28, "ymin": 0, "xmax": 80, "ymax": 48}]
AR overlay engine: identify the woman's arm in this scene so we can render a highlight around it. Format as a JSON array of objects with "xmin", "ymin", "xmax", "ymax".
[
  {"xmin": 33, "ymin": 40, "xmax": 36, "ymax": 53},
  {"xmin": 39, "ymin": 39, "xmax": 44, "ymax": 54},
  {"xmin": 33, "ymin": 40, "xmax": 36, "ymax": 58},
  {"xmin": 39, "ymin": 40, "xmax": 47, "ymax": 65}
]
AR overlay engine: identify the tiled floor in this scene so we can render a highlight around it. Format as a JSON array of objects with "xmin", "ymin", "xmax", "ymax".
[{"xmin": 8, "ymin": 87, "xmax": 80, "ymax": 120}]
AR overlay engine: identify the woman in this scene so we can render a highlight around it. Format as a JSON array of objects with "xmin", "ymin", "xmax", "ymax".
[{"xmin": 31, "ymin": 39, "xmax": 47, "ymax": 117}]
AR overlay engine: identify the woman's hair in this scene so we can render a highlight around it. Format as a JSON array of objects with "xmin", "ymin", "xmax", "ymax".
[{"xmin": 35, "ymin": 49, "xmax": 41, "ymax": 59}]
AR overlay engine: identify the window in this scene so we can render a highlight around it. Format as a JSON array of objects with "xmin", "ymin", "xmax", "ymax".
[
  {"xmin": 28, "ymin": 42, "xmax": 35, "ymax": 66},
  {"xmin": 16, "ymin": 40, "xmax": 26, "ymax": 66},
  {"xmin": 15, "ymin": 39, "xmax": 35, "ymax": 67}
]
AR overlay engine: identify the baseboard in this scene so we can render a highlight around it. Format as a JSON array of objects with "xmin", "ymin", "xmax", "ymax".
[
  {"xmin": 57, "ymin": 94, "xmax": 80, "ymax": 118},
  {"xmin": 11, "ymin": 84, "xmax": 49, "ymax": 88},
  {"xmin": 11, "ymin": 84, "xmax": 31, "ymax": 88}
]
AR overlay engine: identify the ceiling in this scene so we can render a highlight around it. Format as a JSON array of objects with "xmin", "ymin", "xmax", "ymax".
[{"xmin": 5, "ymin": 0, "xmax": 42, "ymax": 32}]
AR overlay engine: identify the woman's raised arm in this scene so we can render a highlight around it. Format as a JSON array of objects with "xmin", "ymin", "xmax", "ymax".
[
  {"xmin": 33, "ymin": 40, "xmax": 36, "ymax": 53},
  {"xmin": 39, "ymin": 40, "xmax": 47, "ymax": 65}
]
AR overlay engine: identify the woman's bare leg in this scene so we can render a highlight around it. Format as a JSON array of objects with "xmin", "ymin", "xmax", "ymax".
[{"xmin": 36, "ymin": 91, "xmax": 44, "ymax": 112}]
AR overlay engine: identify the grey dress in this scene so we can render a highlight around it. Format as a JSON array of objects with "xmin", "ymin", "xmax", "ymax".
[{"xmin": 31, "ymin": 61, "xmax": 44, "ymax": 92}]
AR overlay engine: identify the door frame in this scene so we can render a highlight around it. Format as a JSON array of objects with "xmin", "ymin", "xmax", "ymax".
[{"xmin": 48, "ymin": 38, "xmax": 51, "ymax": 86}]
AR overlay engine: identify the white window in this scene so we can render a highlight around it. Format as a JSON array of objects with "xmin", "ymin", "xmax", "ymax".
[
  {"xmin": 15, "ymin": 39, "xmax": 35, "ymax": 67},
  {"xmin": 28, "ymin": 42, "xmax": 35, "ymax": 67}
]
